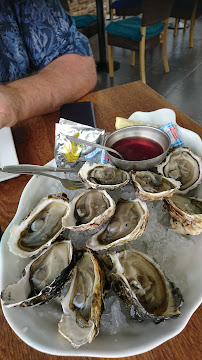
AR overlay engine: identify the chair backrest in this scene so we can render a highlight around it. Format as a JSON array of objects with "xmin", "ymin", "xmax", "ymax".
[
  {"xmin": 141, "ymin": 0, "xmax": 174, "ymax": 26},
  {"xmin": 60, "ymin": 0, "xmax": 97, "ymax": 39},
  {"xmin": 111, "ymin": 0, "xmax": 174, "ymax": 25},
  {"xmin": 171, "ymin": 0, "xmax": 198, "ymax": 20},
  {"xmin": 111, "ymin": 0, "xmax": 144, "ymax": 16}
]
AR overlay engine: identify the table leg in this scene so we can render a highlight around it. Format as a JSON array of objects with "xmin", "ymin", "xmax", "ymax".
[
  {"xmin": 95, "ymin": 0, "xmax": 120, "ymax": 72},
  {"xmin": 96, "ymin": 0, "xmax": 107, "ymax": 67}
]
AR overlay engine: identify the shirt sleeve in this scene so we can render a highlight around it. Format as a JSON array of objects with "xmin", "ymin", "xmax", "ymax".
[{"xmin": 15, "ymin": 0, "xmax": 93, "ymax": 71}]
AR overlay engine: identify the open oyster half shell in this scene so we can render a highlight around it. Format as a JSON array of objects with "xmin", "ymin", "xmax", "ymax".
[
  {"xmin": 157, "ymin": 147, "xmax": 202, "ymax": 194},
  {"xmin": 62, "ymin": 189, "xmax": 115, "ymax": 231},
  {"xmin": 103, "ymin": 249, "xmax": 183, "ymax": 323},
  {"xmin": 8, "ymin": 194, "xmax": 70, "ymax": 258},
  {"xmin": 86, "ymin": 198, "xmax": 148, "ymax": 251},
  {"xmin": 131, "ymin": 171, "xmax": 181, "ymax": 200},
  {"xmin": 58, "ymin": 248, "xmax": 105, "ymax": 348},
  {"xmin": 78, "ymin": 162, "xmax": 130, "ymax": 190},
  {"xmin": 1, "ymin": 240, "xmax": 73, "ymax": 307},
  {"xmin": 163, "ymin": 194, "xmax": 202, "ymax": 235}
]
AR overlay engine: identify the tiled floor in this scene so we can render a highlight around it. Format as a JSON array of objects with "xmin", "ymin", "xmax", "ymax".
[{"xmin": 89, "ymin": 17, "xmax": 202, "ymax": 127}]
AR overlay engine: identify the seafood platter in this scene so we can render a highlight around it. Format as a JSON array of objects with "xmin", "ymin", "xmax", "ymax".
[{"xmin": 0, "ymin": 109, "xmax": 202, "ymax": 357}]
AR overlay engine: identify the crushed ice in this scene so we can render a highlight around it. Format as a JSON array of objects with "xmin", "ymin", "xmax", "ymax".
[
  {"xmin": 11, "ymin": 180, "xmax": 202, "ymax": 337},
  {"xmin": 100, "ymin": 294, "xmax": 129, "ymax": 334},
  {"xmin": 57, "ymin": 183, "xmax": 202, "ymax": 334}
]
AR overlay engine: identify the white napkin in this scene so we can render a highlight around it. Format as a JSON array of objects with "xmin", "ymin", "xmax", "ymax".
[{"xmin": 0, "ymin": 127, "xmax": 19, "ymax": 182}]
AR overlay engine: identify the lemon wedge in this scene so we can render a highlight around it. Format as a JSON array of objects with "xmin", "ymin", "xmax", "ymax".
[
  {"xmin": 115, "ymin": 117, "xmax": 143, "ymax": 130},
  {"xmin": 115, "ymin": 117, "xmax": 157, "ymax": 130}
]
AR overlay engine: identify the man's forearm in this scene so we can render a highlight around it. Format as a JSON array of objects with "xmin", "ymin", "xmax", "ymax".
[{"xmin": 0, "ymin": 54, "xmax": 97, "ymax": 128}]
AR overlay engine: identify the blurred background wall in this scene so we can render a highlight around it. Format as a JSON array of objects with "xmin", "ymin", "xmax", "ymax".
[{"xmin": 68, "ymin": 0, "xmax": 107, "ymax": 16}]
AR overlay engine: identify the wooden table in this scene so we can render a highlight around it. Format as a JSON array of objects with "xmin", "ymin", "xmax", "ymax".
[{"xmin": 0, "ymin": 81, "xmax": 201, "ymax": 360}]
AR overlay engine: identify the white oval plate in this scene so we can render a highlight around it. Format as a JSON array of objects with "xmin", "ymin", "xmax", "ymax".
[{"xmin": 0, "ymin": 109, "xmax": 202, "ymax": 357}]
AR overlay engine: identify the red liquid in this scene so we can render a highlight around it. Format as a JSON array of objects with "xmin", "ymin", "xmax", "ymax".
[{"xmin": 111, "ymin": 137, "xmax": 163, "ymax": 161}]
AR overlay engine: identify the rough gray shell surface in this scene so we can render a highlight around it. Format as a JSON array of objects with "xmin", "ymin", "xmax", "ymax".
[
  {"xmin": 157, "ymin": 147, "xmax": 202, "ymax": 194},
  {"xmin": 78, "ymin": 162, "xmax": 130, "ymax": 190},
  {"xmin": 131, "ymin": 170, "xmax": 181, "ymax": 200},
  {"xmin": 8, "ymin": 194, "xmax": 70, "ymax": 258},
  {"xmin": 62, "ymin": 189, "xmax": 116, "ymax": 231},
  {"xmin": 1, "ymin": 240, "xmax": 73, "ymax": 307},
  {"xmin": 163, "ymin": 194, "xmax": 202, "ymax": 235},
  {"xmin": 86, "ymin": 198, "xmax": 149, "ymax": 251},
  {"xmin": 103, "ymin": 249, "xmax": 183, "ymax": 323},
  {"xmin": 58, "ymin": 248, "xmax": 105, "ymax": 348}
]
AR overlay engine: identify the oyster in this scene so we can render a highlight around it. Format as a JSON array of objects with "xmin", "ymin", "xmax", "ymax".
[
  {"xmin": 58, "ymin": 248, "xmax": 105, "ymax": 348},
  {"xmin": 131, "ymin": 171, "xmax": 181, "ymax": 200},
  {"xmin": 87, "ymin": 199, "xmax": 148, "ymax": 251},
  {"xmin": 163, "ymin": 194, "xmax": 202, "ymax": 235},
  {"xmin": 78, "ymin": 162, "xmax": 130, "ymax": 190},
  {"xmin": 8, "ymin": 194, "xmax": 70, "ymax": 258},
  {"xmin": 157, "ymin": 147, "xmax": 202, "ymax": 194},
  {"xmin": 1, "ymin": 240, "xmax": 73, "ymax": 307},
  {"xmin": 103, "ymin": 249, "xmax": 183, "ymax": 323},
  {"xmin": 62, "ymin": 189, "xmax": 115, "ymax": 231}
]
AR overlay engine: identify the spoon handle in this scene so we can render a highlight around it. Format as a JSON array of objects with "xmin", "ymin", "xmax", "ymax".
[{"xmin": 65, "ymin": 135, "xmax": 123, "ymax": 159}]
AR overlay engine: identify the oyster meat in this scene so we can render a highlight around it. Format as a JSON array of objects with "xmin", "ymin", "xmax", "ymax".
[
  {"xmin": 1, "ymin": 240, "xmax": 73, "ymax": 307},
  {"xmin": 157, "ymin": 147, "xmax": 202, "ymax": 194},
  {"xmin": 103, "ymin": 249, "xmax": 183, "ymax": 323},
  {"xmin": 8, "ymin": 194, "xmax": 70, "ymax": 258},
  {"xmin": 78, "ymin": 162, "xmax": 130, "ymax": 190},
  {"xmin": 163, "ymin": 194, "xmax": 202, "ymax": 235},
  {"xmin": 62, "ymin": 189, "xmax": 115, "ymax": 231},
  {"xmin": 87, "ymin": 198, "xmax": 148, "ymax": 251},
  {"xmin": 131, "ymin": 171, "xmax": 181, "ymax": 200},
  {"xmin": 58, "ymin": 248, "xmax": 105, "ymax": 348}
]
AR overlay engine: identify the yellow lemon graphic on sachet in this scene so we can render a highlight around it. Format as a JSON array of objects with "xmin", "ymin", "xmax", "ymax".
[{"xmin": 63, "ymin": 132, "xmax": 83, "ymax": 162}]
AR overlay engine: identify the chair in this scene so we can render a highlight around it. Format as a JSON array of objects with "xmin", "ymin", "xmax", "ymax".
[
  {"xmin": 105, "ymin": 0, "xmax": 174, "ymax": 83},
  {"xmin": 60, "ymin": 0, "xmax": 98, "ymax": 39},
  {"xmin": 109, "ymin": 0, "xmax": 144, "ymax": 65},
  {"xmin": 110, "ymin": 0, "xmax": 144, "ymax": 20},
  {"xmin": 72, "ymin": 14, "xmax": 98, "ymax": 39},
  {"xmin": 170, "ymin": 0, "xmax": 199, "ymax": 47}
]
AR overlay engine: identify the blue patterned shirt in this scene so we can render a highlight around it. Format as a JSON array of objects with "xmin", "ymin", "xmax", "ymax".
[{"xmin": 0, "ymin": 0, "xmax": 93, "ymax": 83}]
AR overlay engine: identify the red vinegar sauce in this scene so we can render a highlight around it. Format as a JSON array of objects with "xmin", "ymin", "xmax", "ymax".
[{"xmin": 111, "ymin": 137, "xmax": 163, "ymax": 161}]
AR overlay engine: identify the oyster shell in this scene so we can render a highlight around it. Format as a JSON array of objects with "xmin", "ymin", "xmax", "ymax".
[
  {"xmin": 131, "ymin": 171, "xmax": 181, "ymax": 200},
  {"xmin": 157, "ymin": 147, "xmax": 202, "ymax": 194},
  {"xmin": 8, "ymin": 194, "xmax": 70, "ymax": 258},
  {"xmin": 78, "ymin": 162, "xmax": 130, "ymax": 190},
  {"xmin": 1, "ymin": 240, "xmax": 73, "ymax": 307},
  {"xmin": 62, "ymin": 189, "xmax": 115, "ymax": 231},
  {"xmin": 103, "ymin": 249, "xmax": 183, "ymax": 323},
  {"xmin": 86, "ymin": 199, "xmax": 148, "ymax": 251},
  {"xmin": 163, "ymin": 194, "xmax": 202, "ymax": 235},
  {"xmin": 58, "ymin": 248, "xmax": 105, "ymax": 348}
]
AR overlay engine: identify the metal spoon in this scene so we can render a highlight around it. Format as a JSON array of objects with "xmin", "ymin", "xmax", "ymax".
[{"xmin": 65, "ymin": 135, "xmax": 124, "ymax": 160}]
